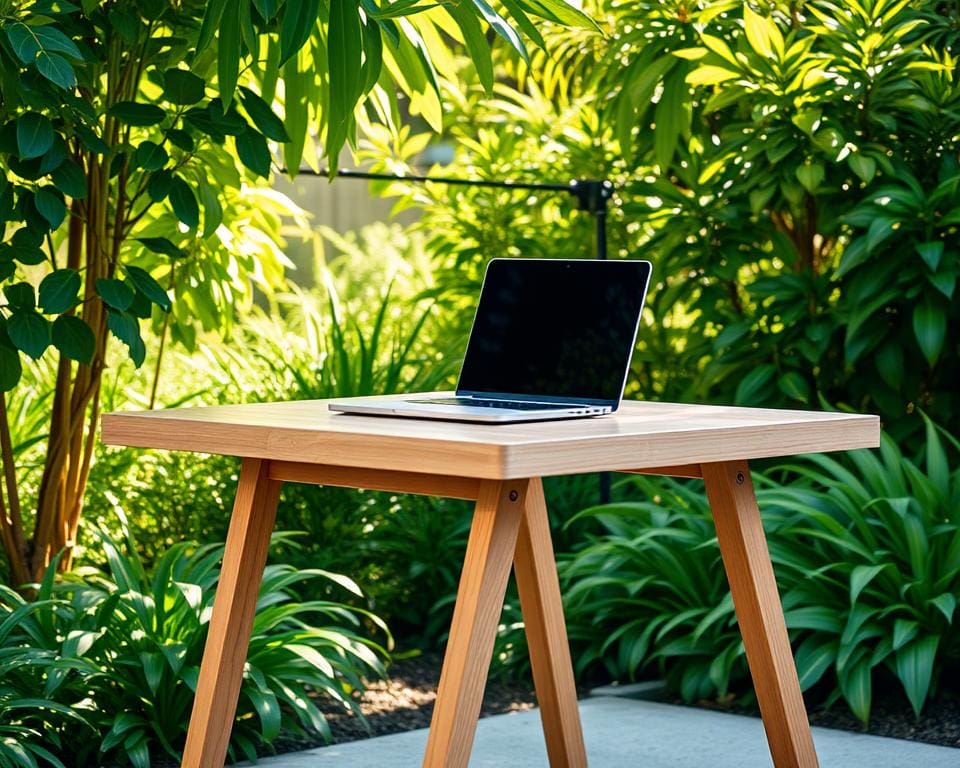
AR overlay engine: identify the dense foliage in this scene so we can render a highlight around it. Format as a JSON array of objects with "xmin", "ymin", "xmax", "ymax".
[{"xmin": 0, "ymin": 516, "xmax": 389, "ymax": 766}]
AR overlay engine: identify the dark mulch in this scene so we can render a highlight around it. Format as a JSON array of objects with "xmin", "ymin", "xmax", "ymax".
[
  {"xmin": 657, "ymin": 687, "xmax": 960, "ymax": 751},
  {"xmin": 270, "ymin": 652, "xmax": 540, "ymax": 756}
]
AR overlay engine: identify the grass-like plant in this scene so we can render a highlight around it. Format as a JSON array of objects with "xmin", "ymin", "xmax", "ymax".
[
  {"xmin": 0, "ymin": 516, "xmax": 390, "ymax": 766},
  {"xmin": 555, "ymin": 419, "xmax": 960, "ymax": 722},
  {"xmin": 763, "ymin": 418, "xmax": 960, "ymax": 722}
]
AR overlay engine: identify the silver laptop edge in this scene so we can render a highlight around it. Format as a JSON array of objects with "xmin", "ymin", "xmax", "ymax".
[{"xmin": 329, "ymin": 258, "xmax": 652, "ymax": 424}]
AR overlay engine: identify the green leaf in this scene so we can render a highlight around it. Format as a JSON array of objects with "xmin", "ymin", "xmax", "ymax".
[
  {"xmin": 125, "ymin": 266, "xmax": 171, "ymax": 311},
  {"xmin": 796, "ymin": 162, "xmax": 824, "ymax": 194},
  {"xmin": 4, "ymin": 282, "xmax": 36, "ymax": 309},
  {"xmin": 196, "ymin": 0, "xmax": 230, "ymax": 53},
  {"xmin": 37, "ymin": 52, "xmax": 77, "ymax": 89},
  {"xmin": 6, "ymin": 22, "xmax": 82, "ymax": 63},
  {"xmin": 735, "ymin": 363, "xmax": 775, "ymax": 404},
  {"xmin": 218, "ymin": 3, "xmax": 242, "ymax": 104},
  {"xmin": 107, "ymin": 311, "xmax": 145, "ymax": 366},
  {"xmin": 743, "ymin": 5, "xmax": 783, "ymax": 59},
  {"xmin": 280, "ymin": 0, "xmax": 321, "ymax": 65},
  {"xmin": 109, "ymin": 101, "xmax": 166, "ymax": 127},
  {"xmin": 777, "ymin": 371, "xmax": 810, "ymax": 403},
  {"xmin": 848, "ymin": 154, "xmax": 876, "ymax": 184},
  {"xmin": 849, "ymin": 564, "xmax": 885, "ymax": 605},
  {"xmin": 895, "ymin": 635, "xmax": 939, "ymax": 717},
  {"xmin": 51, "ymin": 315, "xmax": 94, "ymax": 363},
  {"xmin": 654, "ymin": 65, "xmax": 688, "ymax": 171},
  {"xmin": 329, "ymin": 0, "xmax": 364, "ymax": 130},
  {"xmin": 7, "ymin": 310, "xmax": 51, "ymax": 359},
  {"xmin": 198, "ymin": 178, "xmax": 223, "ymax": 238},
  {"xmin": 169, "ymin": 177, "xmax": 200, "ymax": 228},
  {"xmin": 915, "ymin": 241, "xmax": 944, "ymax": 272},
  {"xmin": 38, "ymin": 269, "xmax": 81, "ymax": 313},
  {"xmin": 839, "ymin": 657, "xmax": 872, "ymax": 723},
  {"xmin": 52, "ymin": 160, "xmax": 87, "ymax": 198},
  {"xmin": 147, "ymin": 170, "xmax": 173, "ymax": 202},
  {"xmin": 162, "ymin": 69, "xmax": 206, "ymax": 105},
  {"xmin": 238, "ymin": 87, "xmax": 290, "ymax": 141},
  {"xmin": 912, "ymin": 300, "xmax": 945, "ymax": 367},
  {"xmin": 235, "ymin": 130, "xmax": 272, "ymax": 177},
  {"xmin": 469, "ymin": 0, "xmax": 528, "ymax": 62},
  {"xmin": 0, "ymin": 345, "xmax": 21, "ymax": 391},
  {"xmin": 134, "ymin": 141, "xmax": 168, "ymax": 171},
  {"xmin": 34, "ymin": 188, "xmax": 67, "ymax": 229},
  {"xmin": 96, "ymin": 278, "xmax": 134, "ymax": 311},
  {"xmin": 136, "ymin": 236, "xmax": 184, "ymax": 258},
  {"xmin": 17, "ymin": 112, "xmax": 54, "ymax": 159},
  {"xmin": 446, "ymin": 3, "xmax": 494, "ymax": 93},
  {"xmin": 892, "ymin": 619, "xmax": 918, "ymax": 651},
  {"xmin": 520, "ymin": 0, "xmax": 598, "ymax": 29}
]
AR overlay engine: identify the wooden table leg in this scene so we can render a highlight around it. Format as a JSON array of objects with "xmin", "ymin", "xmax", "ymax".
[
  {"xmin": 702, "ymin": 460, "xmax": 818, "ymax": 768},
  {"xmin": 514, "ymin": 478, "xmax": 587, "ymax": 768},
  {"xmin": 423, "ymin": 479, "xmax": 528, "ymax": 768},
  {"xmin": 182, "ymin": 458, "xmax": 282, "ymax": 768}
]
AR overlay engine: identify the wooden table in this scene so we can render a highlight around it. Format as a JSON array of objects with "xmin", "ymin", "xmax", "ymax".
[{"xmin": 101, "ymin": 396, "xmax": 879, "ymax": 768}]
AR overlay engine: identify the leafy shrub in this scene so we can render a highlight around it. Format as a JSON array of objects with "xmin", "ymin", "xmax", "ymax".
[
  {"xmin": 764, "ymin": 419, "xmax": 960, "ymax": 722},
  {"xmin": 553, "ymin": 421, "xmax": 960, "ymax": 722},
  {"xmin": 0, "ymin": 516, "xmax": 390, "ymax": 766}
]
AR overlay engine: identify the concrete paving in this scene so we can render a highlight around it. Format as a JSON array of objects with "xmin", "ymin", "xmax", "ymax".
[{"xmin": 248, "ymin": 696, "xmax": 960, "ymax": 767}]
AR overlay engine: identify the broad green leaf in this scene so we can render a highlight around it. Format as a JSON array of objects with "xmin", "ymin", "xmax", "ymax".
[
  {"xmin": 282, "ymin": 54, "xmax": 309, "ymax": 174},
  {"xmin": 51, "ymin": 315, "xmax": 95, "ymax": 363},
  {"xmin": 162, "ymin": 69, "xmax": 206, "ymax": 105},
  {"xmin": 892, "ymin": 618, "xmax": 918, "ymax": 651},
  {"xmin": 125, "ymin": 266, "xmax": 171, "ymax": 311},
  {"xmin": 147, "ymin": 170, "xmax": 173, "ymax": 202},
  {"xmin": 848, "ymin": 154, "xmax": 876, "ymax": 184},
  {"xmin": 4, "ymin": 282, "xmax": 36, "ymax": 309},
  {"xmin": 735, "ymin": 363, "xmax": 775, "ymax": 404},
  {"xmin": 796, "ymin": 162, "xmax": 824, "ymax": 194},
  {"xmin": 235, "ymin": 130, "xmax": 272, "ymax": 177},
  {"xmin": 912, "ymin": 300, "xmax": 945, "ymax": 366},
  {"xmin": 446, "ymin": 3, "xmax": 493, "ymax": 93},
  {"xmin": 654, "ymin": 65, "xmax": 688, "ymax": 170},
  {"xmin": 743, "ymin": 5, "xmax": 783, "ymax": 59},
  {"xmin": 109, "ymin": 101, "xmax": 165, "ymax": 126},
  {"xmin": 895, "ymin": 635, "xmax": 939, "ymax": 717},
  {"xmin": 34, "ymin": 188, "xmax": 67, "ymax": 229},
  {"xmin": 777, "ymin": 371, "xmax": 810, "ymax": 403},
  {"xmin": 52, "ymin": 160, "xmax": 87, "ymax": 198},
  {"xmin": 0, "ymin": 345, "xmax": 21, "ymax": 391},
  {"xmin": 17, "ymin": 112, "xmax": 55, "ymax": 159},
  {"xmin": 218, "ymin": 1, "xmax": 242, "ymax": 104},
  {"xmin": 839, "ymin": 656, "xmax": 872, "ymax": 723},
  {"xmin": 134, "ymin": 141, "xmax": 168, "ymax": 171},
  {"xmin": 470, "ymin": 0, "xmax": 527, "ymax": 61},
  {"xmin": 8, "ymin": 310, "xmax": 51, "ymax": 359},
  {"xmin": 686, "ymin": 65, "xmax": 740, "ymax": 86},
  {"xmin": 329, "ymin": 0, "xmax": 364, "ymax": 129},
  {"xmin": 520, "ymin": 0, "xmax": 598, "ymax": 29},
  {"xmin": 280, "ymin": 0, "xmax": 321, "ymax": 65},
  {"xmin": 239, "ymin": 87, "xmax": 290, "ymax": 142},
  {"xmin": 38, "ymin": 269, "xmax": 81, "ymax": 313},
  {"xmin": 849, "ymin": 564, "xmax": 885, "ymax": 604},
  {"xmin": 136, "ymin": 236, "xmax": 184, "ymax": 258},
  {"xmin": 198, "ymin": 178, "xmax": 223, "ymax": 238},
  {"xmin": 196, "ymin": 0, "xmax": 229, "ymax": 53},
  {"xmin": 915, "ymin": 241, "xmax": 943, "ymax": 272},
  {"xmin": 169, "ymin": 177, "xmax": 200, "ymax": 228},
  {"xmin": 6, "ymin": 22, "xmax": 82, "ymax": 63},
  {"xmin": 107, "ymin": 311, "xmax": 146, "ymax": 366},
  {"xmin": 37, "ymin": 52, "xmax": 77, "ymax": 89},
  {"xmin": 96, "ymin": 278, "xmax": 134, "ymax": 311}
]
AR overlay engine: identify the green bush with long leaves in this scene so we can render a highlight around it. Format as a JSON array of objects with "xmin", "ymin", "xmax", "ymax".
[
  {"xmin": 548, "ymin": 420, "xmax": 960, "ymax": 723},
  {"xmin": 0, "ymin": 515, "xmax": 390, "ymax": 766}
]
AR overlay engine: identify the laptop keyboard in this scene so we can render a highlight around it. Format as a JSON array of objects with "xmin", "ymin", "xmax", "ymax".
[{"xmin": 408, "ymin": 397, "xmax": 576, "ymax": 411}]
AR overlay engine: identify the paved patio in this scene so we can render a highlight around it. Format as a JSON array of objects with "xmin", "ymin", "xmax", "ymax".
[{"xmin": 249, "ymin": 696, "xmax": 959, "ymax": 767}]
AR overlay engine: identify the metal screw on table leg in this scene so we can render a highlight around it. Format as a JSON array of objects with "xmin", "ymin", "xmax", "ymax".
[
  {"xmin": 509, "ymin": 490, "xmax": 519, "ymax": 501},
  {"xmin": 736, "ymin": 472, "xmax": 745, "ymax": 485}
]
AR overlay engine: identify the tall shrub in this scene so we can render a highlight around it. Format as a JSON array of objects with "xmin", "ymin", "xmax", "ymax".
[{"xmin": 0, "ymin": 0, "xmax": 595, "ymax": 584}]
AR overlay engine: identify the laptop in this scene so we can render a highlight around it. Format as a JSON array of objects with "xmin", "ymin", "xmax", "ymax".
[{"xmin": 328, "ymin": 257, "xmax": 652, "ymax": 423}]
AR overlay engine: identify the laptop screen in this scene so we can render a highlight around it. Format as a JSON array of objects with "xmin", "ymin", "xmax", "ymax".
[{"xmin": 456, "ymin": 259, "xmax": 652, "ymax": 405}]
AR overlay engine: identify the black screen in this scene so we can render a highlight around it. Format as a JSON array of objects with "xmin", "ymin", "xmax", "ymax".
[{"xmin": 457, "ymin": 259, "xmax": 652, "ymax": 404}]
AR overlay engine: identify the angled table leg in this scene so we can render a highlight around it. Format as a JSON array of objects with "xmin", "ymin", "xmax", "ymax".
[
  {"xmin": 702, "ymin": 460, "xmax": 818, "ymax": 768},
  {"xmin": 182, "ymin": 458, "xmax": 282, "ymax": 768},
  {"xmin": 423, "ymin": 479, "xmax": 527, "ymax": 768},
  {"xmin": 514, "ymin": 478, "xmax": 587, "ymax": 768}
]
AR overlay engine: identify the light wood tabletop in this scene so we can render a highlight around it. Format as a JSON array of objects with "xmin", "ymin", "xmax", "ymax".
[
  {"xmin": 101, "ymin": 394, "xmax": 880, "ymax": 479},
  {"xmin": 101, "ymin": 396, "xmax": 880, "ymax": 768}
]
